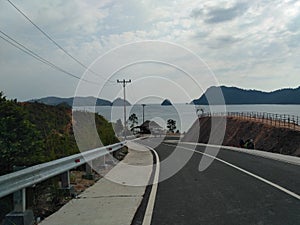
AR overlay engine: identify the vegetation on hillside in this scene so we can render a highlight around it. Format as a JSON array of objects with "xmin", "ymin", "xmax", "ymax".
[
  {"xmin": 0, "ymin": 92, "xmax": 118, "ymax": 176},
  {"xmin": 31, "ymin": 96, "xmax": 112, "ymax": 106},
  {"xmin": 192, "ymin": 85, "xmax": 300, "ymax": 105},
  {"xmin": 0, "ymin": 93, "xmax": 45, "ymax": 174}
]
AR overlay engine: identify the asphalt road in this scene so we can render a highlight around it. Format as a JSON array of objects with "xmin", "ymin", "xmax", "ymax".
[{"xmin": 149, "ymin": 141, "xmax": 300, "ymax": 225}]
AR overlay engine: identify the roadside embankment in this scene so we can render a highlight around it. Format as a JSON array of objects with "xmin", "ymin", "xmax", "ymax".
[{"xmin": 183, "ymin": 117, "xmax": 300, "ymax": 157}]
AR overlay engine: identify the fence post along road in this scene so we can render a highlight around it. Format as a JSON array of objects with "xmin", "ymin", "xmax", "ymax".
[
  {"xmin": 0, "ymin": 142, "xmax": 125, "ymax": 225},
  {"xmin": 199, "ymin": 111, "xmax": 300, "ymax": 130}
]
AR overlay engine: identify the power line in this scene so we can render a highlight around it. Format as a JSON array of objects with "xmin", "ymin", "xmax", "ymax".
[
  {"xmin": 6, "ymin": 0, "xmax": 114, "ymax": 83},
  {"xmin": 0, "ymin": 30, "xmax": 98, "ymax": 84},
  {"xmin": 0, "ymin": 33, "xmax": 82, "ymax": 81}
]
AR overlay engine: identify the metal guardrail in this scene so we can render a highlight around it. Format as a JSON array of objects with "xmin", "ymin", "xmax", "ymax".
[
  {"xmin": 199, "ymin": 111, "xmax": 300, "ymax": 130},
  {"xmin": 0, "ymin": 142, "xmax": 125, "ymax": 199}
]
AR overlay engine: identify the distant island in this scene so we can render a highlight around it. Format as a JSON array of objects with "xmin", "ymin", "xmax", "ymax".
[
  {"xmin": 192, "ymin": 86, "xmax": 300, "ymax": 105},
  {"xmin": 112, "ymin": 98, "xmax": 131, "ymax": 106},
  {"xmin": 29, "ymin": 96, "xmax": 131, "ymax": 106},
  {"xmin": 161, "ymin": 99, "xmax": 172, "ymax": 106}
]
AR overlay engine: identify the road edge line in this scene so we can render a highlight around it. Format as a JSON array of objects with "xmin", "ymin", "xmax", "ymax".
[
  {"xmin": 142, "ymin": 146, "xmax": 160, "ymax": 225},
  {"xmin": 165, "ymin": 141, "xmax": 300, "ymax": 166},
  {"xmin": 165, "ymin": 143, "xmax": 300, "ymax": 201}
]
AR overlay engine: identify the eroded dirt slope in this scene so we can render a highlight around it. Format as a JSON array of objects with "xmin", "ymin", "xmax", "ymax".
[{"xmin": 183, "ymin": 117, "xmax": 300, "ymax": 156}]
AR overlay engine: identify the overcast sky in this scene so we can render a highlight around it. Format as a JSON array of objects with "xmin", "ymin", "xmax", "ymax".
[{"xmin": 1, "ymin": 0, "xmax": 300, "ymax": 103}]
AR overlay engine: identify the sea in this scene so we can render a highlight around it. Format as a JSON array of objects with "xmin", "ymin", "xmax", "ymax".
[{"xmin": 77, "ymin": 104, "xmax": 300, "ymax": 132}]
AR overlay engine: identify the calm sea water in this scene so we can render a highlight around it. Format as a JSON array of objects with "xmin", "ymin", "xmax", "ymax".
[{"xmin": 78, "ymin": 104, "xmax": 300, "ymax": 132}]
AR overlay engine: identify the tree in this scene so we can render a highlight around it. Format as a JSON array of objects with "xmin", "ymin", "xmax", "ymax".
[
  {"xmin": 128, "ymin": 113, "xmax": 138, "ymax": 129},
  {"xmin": 167, "ymin": 119, "xmax": 176, "ymax": 133},
  {"xmin": 0, "ymin": 92, "xmax": 44, "ymax": 174},
  {"xmin": 114, "ymin": 119, "xmax": 123, "ymax": 136}
]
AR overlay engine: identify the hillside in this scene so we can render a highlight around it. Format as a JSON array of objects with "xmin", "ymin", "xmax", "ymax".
[
  {"xmin": 30, "ymin": 96, "xmax": 133, "ymax": 107},
  {"xmin": 30, "ymin": 96, "xmax": 112, "ymax": 106},
  {"xmin": 0, "ymin": 95, "xmax": 118, "ymax": 175},
  {"xmin": 0, "ymin": 94, "xmax": 121, "ymax": 222},
  {"xmin": 112, "ymin": 97, "xmax": 131, "ymax": 106},
  {"xmin": 183, "ymin": 116, "xmax": 300, "ymax": 156},
  {"xmin": 192, "ymin": 86, "xmax": 300, "ymax": 105}
]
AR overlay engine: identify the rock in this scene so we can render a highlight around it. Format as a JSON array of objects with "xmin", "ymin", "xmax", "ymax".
[{"xmin": 161, "ymin": 99, "xmax": 172, "ymax": 106}]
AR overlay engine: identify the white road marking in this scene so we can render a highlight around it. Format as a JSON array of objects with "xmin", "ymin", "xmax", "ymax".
[
  {"xmin": 133, "ymin": 142, "xmax": 160, "ymax": 225},
  {"xmin": 164, "ymin": 143, "xmax": 300, "ymax": 201},
  {"xmin": 165, "ymin": 140, "xmax": 300, "ymax": 166}
]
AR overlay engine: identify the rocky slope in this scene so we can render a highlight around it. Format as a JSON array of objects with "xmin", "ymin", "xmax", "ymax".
[{"xmin": 183, "ymin": 116, "xmax": 300, "ymax": 156}]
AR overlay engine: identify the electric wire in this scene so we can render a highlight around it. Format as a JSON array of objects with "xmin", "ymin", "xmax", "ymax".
[
  {"xmin": 6, "ymin": 0, "xmax": 114, "ymax": 84},
  {"xmin": 0, "ymin": 30, "xmax": 98, "ymax": 84}
]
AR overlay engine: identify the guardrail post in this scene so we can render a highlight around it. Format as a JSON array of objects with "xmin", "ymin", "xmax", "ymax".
[
  {"xmin": 59, "ymin": 171, "xmax": 75, "ymax": 197},
  {"xmin": 293, "ymin": 115, "xmax": 296, "ymax": 130},
  {"xmin": 102, "ymin": 152, "xmax": 109, "ymax": 168},
  {"xmin": 60, "ymin": 171, "xmax": 70, "ymax": 189},
  {"xmin": 86, "ymin": 162, "xmax": 93, "ymax": 174},
  {"xmin": 83, "ymin": 163, "xmax": 95, "ymax": 180},
  {"xmin": 13, "ymin": 188, "xmax": 26, "ymax": 212},
  {"xmin": 3, "ymin": 166, "xmax": 35, "ymax": 225}
]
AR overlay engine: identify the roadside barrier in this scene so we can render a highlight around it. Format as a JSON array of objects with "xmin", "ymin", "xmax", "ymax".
[
  {"xmin": 199, "ymin": 111, "xmax": 300, "ymax": 130},
  {"xmin": 0, "ymin": 141, "xmax": 125, "ymax": 225}
]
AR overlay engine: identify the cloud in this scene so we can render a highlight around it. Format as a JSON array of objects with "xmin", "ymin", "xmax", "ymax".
[
  {"xmin": 191, "ymin": 1, "xmax": 249, "ymax": 24},
  {"xmin": 206, "ymin": 35, "xmax": 241, "ymax": 49},
  {"xmin": 287, "ymin": 14, "xmax": 300, "ymax": 33},
  {"xmin": 190, "ymin": 8, "xmax": 205, "ymax": 19},
  {"xmin": 1, "ymin": 0, "xmax": 300, "ymax": 101},
  {"xmin": 204, "ymin": 2, "xmax": 249, "ymax": 23}
]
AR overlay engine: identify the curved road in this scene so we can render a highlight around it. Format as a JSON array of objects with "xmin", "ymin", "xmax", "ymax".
[{"xmin": 139, "ymin": 139, "xmax": 300, "ymax": 225}]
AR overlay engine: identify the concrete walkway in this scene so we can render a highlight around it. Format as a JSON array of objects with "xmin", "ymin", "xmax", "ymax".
[{"xmin": 40, "ymin": 141, "xmax": 153, "ymax": 225}]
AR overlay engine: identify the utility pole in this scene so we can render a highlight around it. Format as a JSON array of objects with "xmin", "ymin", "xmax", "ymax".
[
  {"xmin": 142, "ymin": 104, "xmax": 146, "ymax": 124},
  {"xmin": 117, "ymin": 79, "xmax": 131, "ymax": 140}
]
